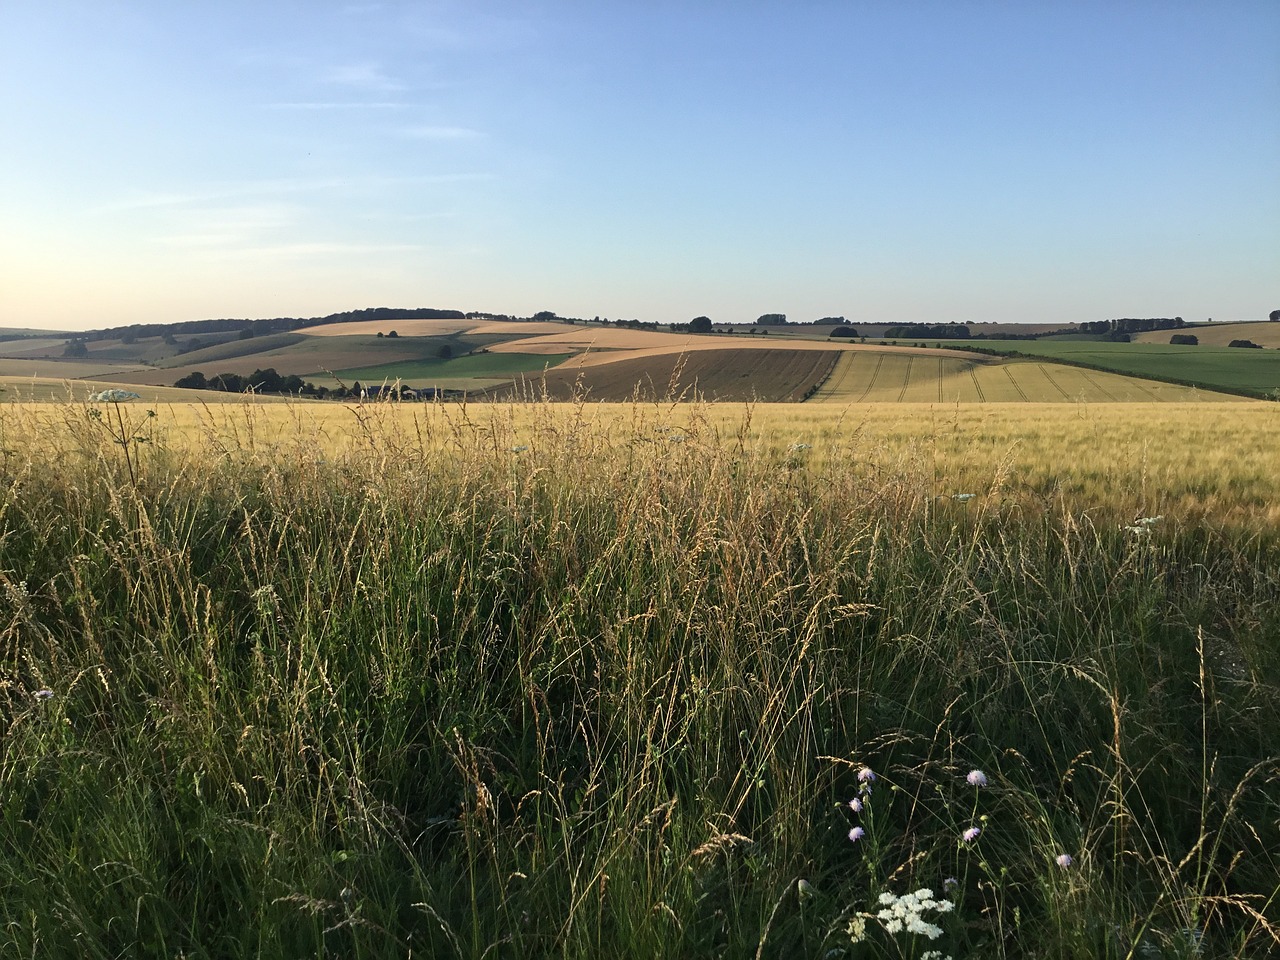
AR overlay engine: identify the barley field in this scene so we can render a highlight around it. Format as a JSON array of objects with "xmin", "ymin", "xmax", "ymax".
[{"xmin": 0, "ymin": 397, "xmax": 1276, "ymax": 959}]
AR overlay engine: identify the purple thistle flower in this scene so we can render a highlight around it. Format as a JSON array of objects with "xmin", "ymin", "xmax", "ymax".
[
  {"xmin": 966, "ymin": 769, "xmax": 988, "ymax": 787},
  {"xmin": 962, "ymin": 826, "xmax": 981, "ymax": 842},
  {"xmin": 848, "ymin": 826, "xmax": 865, "ymax": 843},
  {"xmin": 1056, "ymin": 853, "xmax": 1074, "ymax": 868},
  {"xmin": 943, "ymin": 876, "xmax": 959, "ymax": 891},
  {"xmin": 33, "ymin": 689, "xmax": 54, "ymax": 701}
]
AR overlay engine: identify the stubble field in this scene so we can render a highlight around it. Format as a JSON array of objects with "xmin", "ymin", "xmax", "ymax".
[{"xmin": 0, "ymin": 397, "xmax": 1276, "ymax": 958}]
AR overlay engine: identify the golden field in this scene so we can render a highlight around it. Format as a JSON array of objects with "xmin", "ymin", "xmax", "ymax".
[{"xmin": 6, "ymin": 397, "xmax": 1277, "ymax": 527}]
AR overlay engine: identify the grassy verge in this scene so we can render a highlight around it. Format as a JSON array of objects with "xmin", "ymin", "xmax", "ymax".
[{"xmin": 0, "ymin": 399, "xmax": 1276, "ymax": 958}]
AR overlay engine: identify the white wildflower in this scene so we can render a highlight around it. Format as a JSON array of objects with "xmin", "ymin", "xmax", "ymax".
[{"xmin": 847, "ymin": 915, "xmax": 866, "ymax": 943}]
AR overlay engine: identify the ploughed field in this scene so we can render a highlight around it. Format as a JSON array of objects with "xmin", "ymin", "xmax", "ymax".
[{"xmin": 0, "ymin": 397, "xmax": 1277, "ymax": 958}]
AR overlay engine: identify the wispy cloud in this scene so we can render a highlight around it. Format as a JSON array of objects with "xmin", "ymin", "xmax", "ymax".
[
  {"xmin": 151, "ymin": 204, "xmax": 298, "ymax": 248},
  {"xmin": 262, "ymin": 101, "xmax": 408, "ymax": 110},
  {"xmin": 97, "ymin": 174, "xmax": 496, "ymax": 214},
  {"xmin": 399, "ymin": 125, "xmax": 482, "ymax": 140},
  {"xmin": 205, "ymin": 242, "xmax": 427, "ymax": 262},
  {"xmin": 326, "ymin": 62, "xmax": 405, "ymax": 93}
]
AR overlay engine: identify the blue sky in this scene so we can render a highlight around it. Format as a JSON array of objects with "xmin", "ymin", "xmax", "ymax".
[{"xmin": 1, "ymin": 1, "xmax": 1276, "ymax": 331}]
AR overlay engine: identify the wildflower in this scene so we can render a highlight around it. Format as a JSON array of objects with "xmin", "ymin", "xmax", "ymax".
[
  {"xmin": 33, "ymin": 689, "xmax": 54, "ymax": 700},
  {"xmin": 848, "ymin": 797, "xmax": 863, "ymax": 813},
  {"xmin": 962, "ymin": 826, "xmax": 981, "ymax": 842},
  {"xmin": 510, "ymin": 445, "xmax": 528, "ymax": 453},
  {"xmin": 873, "ymin": 889, "xmax": 953, "ymax": 941},
  {"xmin": 952, "ymin": 493, "xmax": 976, "ymax": 502},
  {"xmin": 1055, "ymin": 853, "xmax": 1073, "ymax": 868},
  {"xmin": 857, "ymin": 766, "xmax": 876, "ymax": 783},
  {"xmin": 1135, "ymin": 515, "xmax": 1163, "ymax": 526},
  {"xmin": 848, "ymin": 826, "xmax": 865, "ymax": 843},
  {"xmin": 788, "ymin": 442, "xmax": 812, "ymax": 452},
  {"xmin": 797, "ymin": 879, "xmax": 815, "ymax": 901},
  {"xmin": 847, "ymin": 915, "xmax": 867, "ymax": 943},
  {"xmin": 966, "ymin": 769, "xmax": 988, "ymax": 787},
  {"xmin": 943, "ymin": 876, "xmax": 958, "ymax": 891},
  {"xmin": 1123, "ymin": 524, "xmax": 1150, "ymax": 535},
  {"xmin": 90, "ymin": 389, "xmax": 141, "ymax": 402}
]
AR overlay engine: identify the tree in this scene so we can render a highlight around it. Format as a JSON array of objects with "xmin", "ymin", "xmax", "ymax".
[
  {"xmin": 437, "ymin": 344, "xmax": 453, "ymax": 359},
  {"xmin": 238, "ymin": 327, "xmax": 255, "ymax": 340},
  {"xmin": 1269, "ymin": 309, "xmax": 1280, "ymax": 321},
  {"xmin": 387, "ymin": 330, "xmax": 399, "ymax": 338},
  {"xmin": 688, "ymin": 316, "xmax": 713, "ymax": 334},
  {"xmin": 1170, "ymin": 334, "xmax": 1198, "ymax": 345},
  {"xmin": 756, "ymin": 313, "xmax": 787, "ymax": 325},
  {"xmin": 63, "ymin": 339, "xmax": 88, "ymax": 357},
  {"xmin": 533, "ymin": 311, "xmax": 557, "ymax": 322}
]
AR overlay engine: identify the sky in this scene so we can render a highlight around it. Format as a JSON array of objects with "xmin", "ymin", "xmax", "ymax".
[{"xmin": 1, "ymin": 1, "xmax": 1277, "ymax": 332}]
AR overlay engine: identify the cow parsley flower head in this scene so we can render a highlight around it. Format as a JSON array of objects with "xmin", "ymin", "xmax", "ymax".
[
  {"xmin": 847, "ymin": 915, "xmax": 867, "ymax": 943},
  {"xmin": 966, "ymin": 769, "xmax": 988, "ymax": 787},
  {"xmin": 962, "ymin": 826, "xmax": 981, "ymax": 842},
  {"xmin": 873, "ymin": 888, "xmax": 954, "ymax": 942}
]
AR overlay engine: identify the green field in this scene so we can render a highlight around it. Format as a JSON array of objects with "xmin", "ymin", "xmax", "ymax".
[
  {"xmin": 811, "ymin": 352, "xmax": 1240, "ymax": 402},
  {"xmin": 873, "ymin": 339, "xmax": 1280, "ymax": 397}
]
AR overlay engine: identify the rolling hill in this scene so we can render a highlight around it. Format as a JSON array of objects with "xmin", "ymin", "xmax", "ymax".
[{"xmin": 0, "ymin": 316, "xmax": 1265, "ymax": 403}]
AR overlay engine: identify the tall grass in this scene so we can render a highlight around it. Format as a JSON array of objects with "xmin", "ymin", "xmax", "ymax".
[{"xmin": 0, "ymin": 398, "xmax": 1276, "ymax": 958}]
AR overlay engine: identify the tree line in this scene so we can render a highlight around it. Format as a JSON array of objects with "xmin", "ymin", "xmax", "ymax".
[
  {"xmin": 1080, "ymin": 317, "xmax": 1185, "ymax": 335},
  {"xmin": 173, "ymin": 369, "xmax": 322, "ymax": 397}
]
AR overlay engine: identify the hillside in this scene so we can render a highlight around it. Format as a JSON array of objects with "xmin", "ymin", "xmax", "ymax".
[
  {"xmin": 0, "ymin": 315, "xmax": 1267, "ymax": 402},
  {"xmin": 1131, "ymin": 320, "xmax": 1280, "ymax": 348}
]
